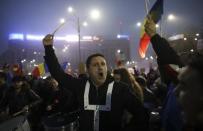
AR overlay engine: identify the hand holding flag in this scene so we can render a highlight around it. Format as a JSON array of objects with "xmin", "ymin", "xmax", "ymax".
[
  {"xmin": 138, "ymin": 0, "xmax": 163, "ymax": 58},
  {"xmin": 145, "ymin": 16, "xmax": 156, "ymax": 38}
]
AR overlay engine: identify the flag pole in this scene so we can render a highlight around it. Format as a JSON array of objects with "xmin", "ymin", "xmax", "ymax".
[
  {"xmin": 52, "ymin": 22, "xmax": 65, "ymax": 35},
  {"xmin": 160, "ymin": 16, "xmax": 163, "ymax": 37},
  {"xmin": 144, "ymin": 0, "xmax": 149, "ymax": 14}
]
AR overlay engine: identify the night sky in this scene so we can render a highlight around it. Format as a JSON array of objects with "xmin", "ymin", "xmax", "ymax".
[{"xmin": 0, "ymin": 0, "xmax": 203, "ymax": 59}]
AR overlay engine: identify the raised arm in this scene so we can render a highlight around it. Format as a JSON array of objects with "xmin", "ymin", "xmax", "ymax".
[
  {"xmin": 145, "ymin": 17, "xmax": 184, "ymax": 84},
  {"xmin": 144, "ymin": 17, "xmax": 184, "ymax": 67},
  {"xmin": 43, "ymin": 34, "xmax": 78, "ymax": 90}
]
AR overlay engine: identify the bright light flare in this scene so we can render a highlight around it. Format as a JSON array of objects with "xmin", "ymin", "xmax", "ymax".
[
  {"xmin": 136, "ymin": 22, "xmax": 141, "ymax": 27},
  {"xmin": 60, "ymin": 18, "xmax": 66, "ymax": 24},
  {"xmin": 83, "ymin": 21, "xmax": 88, "ymax": 27},
  {"xmin": 9, "ymin": 33, "xmax": 24, "ymax": 40},
  {"xmin": 21, "ymin": 59, "xmax": 26, "ymax": 63},
  {"xmin": 90, "ymin": 9, "xmax": 100, "ymax": 20},
  {"xmin": 168, "ymin": 14, "xmax": 175, "ymax": 21},
  {"xmin": 26, "ymin": 35, "xmax": 44, "ymax": 41},
  {"xmin": 68, "ymin": 6, "xmax": 74, "ymax": 13}
]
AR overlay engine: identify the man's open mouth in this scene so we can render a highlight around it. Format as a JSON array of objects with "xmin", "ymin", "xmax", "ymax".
[{"xmin": 99, "ymin": 72, "xmax": 103, "ymax": 77}]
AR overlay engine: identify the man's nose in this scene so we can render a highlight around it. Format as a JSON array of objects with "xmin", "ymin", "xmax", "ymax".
[{"xmin": 98, "ymin": 64, "xmax": 103, "ymax": 69}]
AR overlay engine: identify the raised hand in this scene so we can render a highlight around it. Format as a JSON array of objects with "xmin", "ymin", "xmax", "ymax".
[
  {"xmin": 43, "ymin": 34, "xmax": 54, "ymax": 46},
  {"xmin": 145, "ymin": 16, "xmax": 156, "ymax": 37}
]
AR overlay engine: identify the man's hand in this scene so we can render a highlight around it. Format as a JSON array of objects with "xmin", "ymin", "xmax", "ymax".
[
  {"xmin": 43, "ymin": 34, "xmax": 54, "ymax": 46},
  {"xmin": 145, "ymin": 16, "xmax": 156, "ymax": 37}
]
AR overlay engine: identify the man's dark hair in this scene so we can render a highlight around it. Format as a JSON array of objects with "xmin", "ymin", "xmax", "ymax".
[{"xmin": 86, "ymin": 53, "xmax": 105, "ymax": 69}]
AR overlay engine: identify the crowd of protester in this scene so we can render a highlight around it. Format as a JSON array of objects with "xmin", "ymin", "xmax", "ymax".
[
  {"xmin": 0, "ymin": 17, "xmax": 203, "ymax": 131},
  {"xmin": 0, "ymin": 61, "xmax": 163, "ymax": 130}
]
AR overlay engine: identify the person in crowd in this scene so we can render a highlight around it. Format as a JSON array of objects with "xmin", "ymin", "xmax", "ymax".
[
  {"xmin": 2, "ymin": 64, "xmax": 12, "ymax": 86},
  {"xmin": 113, "ymin": 68, "xmax": 144, "ymax": 131},
  {"xmin": 151, "ymin": 77, "xmax": 168, "ymax": 106},
  {"xmin": 145, "ymin": 16, "xmax": 203, "ymax": 131},
  {"xmin": 136, "ymin": 76, "xmax": 158, "ymax": 110},
  {"xmin": 132, "ymin": 67, "xmax": 139, "ymax": 79},
  {"xmin": 0, "ymin": 71, "xmax": 9, "ymax": 122},
  {"xmin": 0, "ymin": 76, "xmax": 41, "ymax": 115},
  {"xmin": 175, "ymin": 56, "xmax": 203, "ymax": 130},
  {"xmin": 43, "ymin": 34, "xmax": 149, "ymax": 131},
  {"xmin": 145, "ymin": 16, "xmax": 184, "ymax": 131},
  {"xmin": 113, "ymin": 68, "xmax": 143, "ymax": 103},
  {"xmin": 43, "ymin": 76, "xmax": 75, "ymax": 115},
  {"xmin": 146, "ymin": 68, "xmax": 159, "ymax": 89},
  {"xmin": 140, "ymin": 68, "xmax": 147, "ymax": 79},
  {"xmin": 0, "ymin": 72, "xmax": 8, "ymax": 102}
]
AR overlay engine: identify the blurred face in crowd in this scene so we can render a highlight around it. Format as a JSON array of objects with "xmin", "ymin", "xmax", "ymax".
[
  {"xmin": 87, "ymin": 56, "xmax": 107, "ymax": 87},
  {"xmin": 175, "ymin": 66, "xmax": 203, "ymax": 123},
  {"xmin": 48, "ymin": 78, "xmax": 59, "ymax": 91},
  {"xmin": 14, "ymin": 80, "xmax": 23, "ymax": 89}
]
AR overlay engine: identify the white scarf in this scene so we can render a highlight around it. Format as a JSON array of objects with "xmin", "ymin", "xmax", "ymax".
[{"xmin": 84, "ymin": 81, "xmax": 114, "ymax": 131}]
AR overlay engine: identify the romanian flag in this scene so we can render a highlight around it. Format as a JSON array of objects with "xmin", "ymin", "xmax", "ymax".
[
  {"xmin": 32, "ymin": 62, "xmax": 49, "ymax": 77},
  {"xmin": 138, "ymin": 0, "xmax": 164, "ymax": 58}
]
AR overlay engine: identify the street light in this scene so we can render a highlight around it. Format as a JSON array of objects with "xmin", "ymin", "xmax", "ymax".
[
  {"xmin": 60, "ymin": 18, "xmax": 66, "ymax": 24},
  {"xmin": 160, "ymin": 13, "xmax": 177, "ymax": 37},
  {"xmin": 67, "ymin": 6, "xmax": 74, "ymax": 13},
  {"xmin": 90, "ymin": 9, "xmax": 100, "ymax": 20},
  {"xmin": 117, "ymin": 49, "xmax": 121, "ymax": 53},
  {"xmin": 67, "ymin": 7, "xmax": 100, "ymax": 62},
  {"xmin": 136, "ymin": 22, "xmax": 141, "ymax": 27},
  {"xmin": 167, "ymin": 14, "xmax": 175, "ymax": 21},
  {"xmin": 83, "ymin": 21, "xmax": 88, "ymax": 27}
]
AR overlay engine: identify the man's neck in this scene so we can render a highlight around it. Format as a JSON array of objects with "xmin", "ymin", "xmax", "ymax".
[
  {"xmin": 93, "ymin": 82, "xmax": 102, "ymax": 88},
  {"xmin": 90, "ymin": 80, "xmax": 103, "ymax": 88}
]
